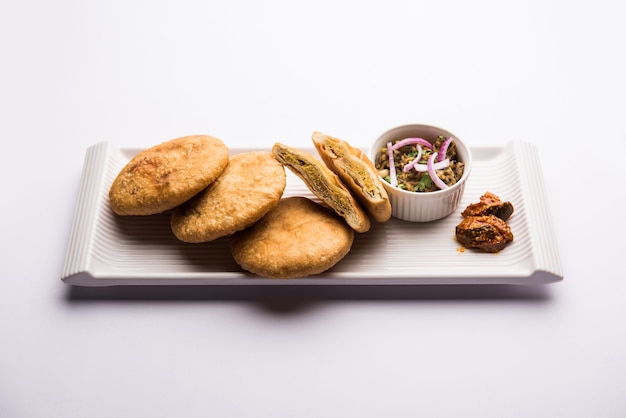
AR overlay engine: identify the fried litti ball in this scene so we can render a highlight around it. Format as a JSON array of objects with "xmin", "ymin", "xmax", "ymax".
[
  {"xmin": 230, "ymin": 196, "xmax": 354, "ymax": 279},
  {"xmin": 109, "ymin": 135, "xmax": 229, "ymax": 216},
  {"xmin": 170, "ymin": 151, "xmax": 286, "ymax": 243}
]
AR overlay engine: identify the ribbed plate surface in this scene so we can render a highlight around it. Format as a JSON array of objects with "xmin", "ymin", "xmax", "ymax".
[{"xmin": 61, "ymin": 141, "xmax": 563, "ymax": 286}]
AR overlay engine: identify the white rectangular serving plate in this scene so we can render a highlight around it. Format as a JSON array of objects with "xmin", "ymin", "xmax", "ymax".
[{"xmin": 62, "ymin": 141, "xmax": 563, "ymax": 286}]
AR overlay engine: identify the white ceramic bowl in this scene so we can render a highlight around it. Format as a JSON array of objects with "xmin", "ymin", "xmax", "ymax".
[{"xmin": 370, "ymin": 124, "xmax": 472, "ymax": 222}]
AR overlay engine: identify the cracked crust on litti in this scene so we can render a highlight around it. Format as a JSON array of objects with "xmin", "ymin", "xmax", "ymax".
[{"xmin": 229, "ymin": 196, "xmax": 354, "ymax": 279}]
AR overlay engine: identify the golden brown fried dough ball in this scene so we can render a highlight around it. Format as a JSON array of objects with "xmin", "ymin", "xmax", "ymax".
[
  {"xmin": 109, "ymin": 135, "xmax": 229, "ymax": 216},
  {"xmin": 170, "ymin": 151, "xmax": 286, "ymax": 243},
  {"xmin": 230, "ymin": 196, "xmax": 354, "ymax": 279}
]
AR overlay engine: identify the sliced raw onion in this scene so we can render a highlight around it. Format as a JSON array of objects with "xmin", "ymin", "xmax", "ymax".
[
  {"xmin": 387, "ymin": 142, "xmax": 397, "ymax": 187},
  {"xmin": 438, "ymin": 137, "xmax": 453, "ymax": 162},
  {"xmin": 411, "ymin": 158, "xmax": 450, "ymax": 172},
  {"xmin": 391, "ymin": 137, "xmax": 433, "ymax": 150},
  {"xmin": 403, "ymin": 145, "xmax": 423, "ymax": 172},
  {"xmin": 427, "ymin": 152, "xmax": 449, "ymax": 190}
]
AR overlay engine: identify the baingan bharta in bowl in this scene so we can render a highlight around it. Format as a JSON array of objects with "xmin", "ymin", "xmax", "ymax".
[{"xmin": 370, "ymin": 124, "xmax": 473, "ymax": 222}]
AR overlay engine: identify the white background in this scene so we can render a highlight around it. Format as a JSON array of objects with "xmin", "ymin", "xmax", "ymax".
[{"xmin": 2, "ymin": 0, "xmax": 626, "ymax": 417}]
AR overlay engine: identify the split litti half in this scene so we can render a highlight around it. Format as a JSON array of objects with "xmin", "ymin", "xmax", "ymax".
[
  {"xmin": 312, "ymin": 131, "xmax": 391, "ymax": 223},
  {"xmin": 272, "ymin": 142, "xmax": 370, "ymax": 233}
]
